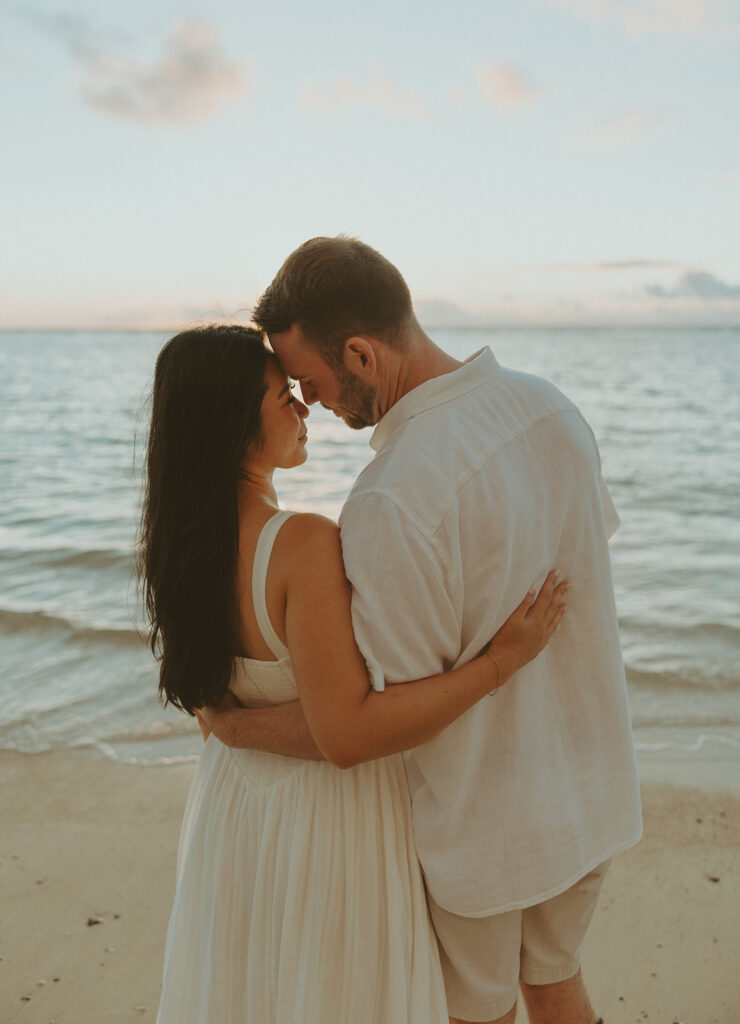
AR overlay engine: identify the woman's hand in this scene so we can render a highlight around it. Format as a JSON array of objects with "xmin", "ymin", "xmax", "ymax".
[{"xmin": 484, "ymin": 571, "xmax": 568, "ymax": 689}]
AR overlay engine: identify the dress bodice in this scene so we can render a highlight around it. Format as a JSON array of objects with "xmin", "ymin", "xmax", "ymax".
[
  {"xmin": 230, "ymin": 655, "xmax": 298, "ymax": 706},
  {"xmin": 229, "ymin": 509, "xmax": 299, "ymax": 707}
]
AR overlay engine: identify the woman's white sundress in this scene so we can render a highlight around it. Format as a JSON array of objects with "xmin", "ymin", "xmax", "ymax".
[{"xmin": 155, "ymin": 511, "xmax": 448, "ymax": 1024}]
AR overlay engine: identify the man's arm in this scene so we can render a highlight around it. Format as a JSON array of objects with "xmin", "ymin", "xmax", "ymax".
[
  {"xmin": 578, "ymin": 412, "xmax": 621, "ymax": 538},
  {"xmin": 198, "ymin": 691, "xmax": 324, "ymax": 760}
]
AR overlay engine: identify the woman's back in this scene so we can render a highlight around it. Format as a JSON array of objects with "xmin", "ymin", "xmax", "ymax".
[
  {"xmin": 233, "ymin": 504, "xmax": 335, "ymax": 664},
  {"xmin": 229, "ymin": 510, "xmax": 299, "ymax": 709},
  {"xmin": 156, "ymin": 507, "xmax": 449, "ymax": 1023}
]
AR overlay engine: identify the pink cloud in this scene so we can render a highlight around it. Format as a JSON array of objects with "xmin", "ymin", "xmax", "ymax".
[
  {"xmin": 80, "ymin": 21, "xmax": 249, "ymax": 125},
  {"xmin": 534, "ymin": 0, "xmax": 738, "ymax": 37},
  {"xmin": 300, "ymin": 68, "xmax": 429, "ymax": 119},
  {"xmin": 572, "ymin": 107, "xmax": 675, "ymax": 147},
  {"xmin": 476, "ymin": 63, "xmax": 542, "ymax": 111}
]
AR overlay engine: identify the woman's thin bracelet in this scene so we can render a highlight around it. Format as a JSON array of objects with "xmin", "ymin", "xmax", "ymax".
[{"xmin": 485, "ymin": 650, "xmax": 501, "ymax": 696}]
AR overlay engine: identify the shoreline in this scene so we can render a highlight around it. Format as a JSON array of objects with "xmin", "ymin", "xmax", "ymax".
[
  {"xmin": 6, "ymin": 720, "xmax": 738, "ymax": 795},
  {"xmin": 1, "ymin": 749, "xmax": 738, "ymax": 1024}
]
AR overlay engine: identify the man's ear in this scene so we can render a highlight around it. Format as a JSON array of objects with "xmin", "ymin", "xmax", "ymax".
[{"xmin": 343, "ymin": 336, "xmax": 379, "ymax": 380}]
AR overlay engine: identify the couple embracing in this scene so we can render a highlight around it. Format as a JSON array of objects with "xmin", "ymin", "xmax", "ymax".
[{"xmin": 140, "ymin": 236, "xmax": 642, "ymax": 1024}]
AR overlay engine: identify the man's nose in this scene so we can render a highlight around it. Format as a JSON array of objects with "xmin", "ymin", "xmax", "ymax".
[{"xmin": 300, "ymin": 382, "xmax": 319, "ymax": 404}]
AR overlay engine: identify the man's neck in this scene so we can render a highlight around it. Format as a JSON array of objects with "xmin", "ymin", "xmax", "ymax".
[{"xmin": 380, "ymin": 334, "xmax": 463, "ymax": 418}]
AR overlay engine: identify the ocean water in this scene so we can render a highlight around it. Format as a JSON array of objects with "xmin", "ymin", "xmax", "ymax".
[{"xmin": 1, "ymin": 328, "xmax": 739, "ymax": 782}]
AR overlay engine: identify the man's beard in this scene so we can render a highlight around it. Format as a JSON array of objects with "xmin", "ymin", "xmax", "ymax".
[{"xmin": 334, "ymin": 367, "xmax": 377, "ymax": 430}]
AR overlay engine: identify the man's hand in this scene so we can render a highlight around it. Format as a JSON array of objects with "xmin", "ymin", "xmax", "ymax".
[
  {"xmin": 196, "ymin": 691, "xmax": 325, "ymax": 760},
  {"xmin": 197, "ymin": 690, "xmax": 242, "ymax": 744}
]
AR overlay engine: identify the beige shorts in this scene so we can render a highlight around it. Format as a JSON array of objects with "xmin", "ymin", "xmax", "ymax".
[{"xmin": 428, "ymin": 860, "xmax": 611, "ymax": 1022}]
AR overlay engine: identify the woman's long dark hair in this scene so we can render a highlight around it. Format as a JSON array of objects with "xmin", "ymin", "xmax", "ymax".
[{"xmin": 138, "ymin": 324, "xmax": 268, "ymax": 714}]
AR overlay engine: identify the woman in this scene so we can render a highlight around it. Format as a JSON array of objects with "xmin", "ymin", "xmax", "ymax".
[{"xmin": 140, "ymin": 324, "xmax": 567, "ymax": 1024}]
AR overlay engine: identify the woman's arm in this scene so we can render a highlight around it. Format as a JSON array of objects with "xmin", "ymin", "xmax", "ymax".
[{"xmin": 285, "ymin": 516, "xmax": 566, "ymax": 769}]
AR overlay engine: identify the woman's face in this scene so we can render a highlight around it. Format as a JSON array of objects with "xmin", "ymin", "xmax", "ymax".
[{"xmin": 252, "ymin": 355, "xmax": 309, "ymax": 470}]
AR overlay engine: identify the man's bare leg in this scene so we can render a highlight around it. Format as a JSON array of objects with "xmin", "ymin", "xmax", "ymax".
[
  {"xmin": 520, "ymin": 968, "xmax": 596, "ymax": 1024},
  {"xmin": 450, "ymin": 1004, "xmax": 517, "ymax": 1024}
]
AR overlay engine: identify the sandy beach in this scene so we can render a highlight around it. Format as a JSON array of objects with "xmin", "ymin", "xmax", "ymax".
[{"xmin": 1, "ymin": 749, "xmax": 738, "ymax": 1024}]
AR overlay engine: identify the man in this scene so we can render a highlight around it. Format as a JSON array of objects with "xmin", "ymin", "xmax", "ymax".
[{"xmin": 201, "ymin": 236, "xmax": 642, "ymax": 1024}]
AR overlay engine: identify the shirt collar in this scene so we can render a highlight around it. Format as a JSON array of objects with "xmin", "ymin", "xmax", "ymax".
[{"xmin": 370, "ymin": 347, "xmax": 502, "ymax": 452}]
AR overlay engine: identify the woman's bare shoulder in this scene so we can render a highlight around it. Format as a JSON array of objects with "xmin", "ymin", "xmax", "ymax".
[
  {"xmin": 276, "ymin": 512, "xmax": 342, "ymax": 571},
  {"xmin": 285, "ymin": 511, "xmax": 339, "ymax": 536}
]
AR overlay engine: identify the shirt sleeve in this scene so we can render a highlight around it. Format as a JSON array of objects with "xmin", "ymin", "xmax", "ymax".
[
  {"xmin": 576, "ymin": 410, "xmax": 621, "ymax": 539},
  {"xmin": 600, "ymin": 474, "xmax": 621, "ymax": 539},
  {"xmin": 339, "ymin": 491, "xmax": 461, "ymax": 691}
]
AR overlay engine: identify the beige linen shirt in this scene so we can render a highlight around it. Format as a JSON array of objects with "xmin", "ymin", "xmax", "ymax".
[{"xmin": 338, "ymin": 347, "xmax": 642, "ymax": 917}]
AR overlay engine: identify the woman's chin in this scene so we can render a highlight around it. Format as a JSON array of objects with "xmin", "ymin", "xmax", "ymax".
[{"xmin": 280, "ymin": 447, "xmax": 308, "ymax": 469}]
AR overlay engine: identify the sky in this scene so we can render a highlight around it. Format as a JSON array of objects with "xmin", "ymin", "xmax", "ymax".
[{"xmin": 1, "ymin": 0, "xmax": 739, "ymax": 328}]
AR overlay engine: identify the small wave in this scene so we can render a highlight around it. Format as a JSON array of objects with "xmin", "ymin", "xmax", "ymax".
[
  {"xmin": 0, "ymin": 546, "xmax": 134, "ymax": 573},
  {"xmin": 47, "ymin": 548, "xmax": 135, "ymax": 571},
  {"xmin": 0, "ymin": 607, "xmax": 145, "ymax": 649},
  {"xmin": 102, "ymin": 718, "xmax": 202, "ymax": 744},
  {"xmin": 71, "ymin": 737, "xmax": 202, "ymax": 767},
  {"xmin": 626, "ymin": 664, "xmax": 739, "ymax": 692},
  {"xmin": 634, "ymin": 732, "xmax": 740, "ymax": 753},
  {"xmin": 119, "ymin": 753, "xmax": 202, "ymax": 767},
  {"xmin": 621, "ymin": 616, "xmax": 740, "ymax": 647},
  {"xmin": 696, "ymin": 621, "xmax": 740, "ymax": 644}
]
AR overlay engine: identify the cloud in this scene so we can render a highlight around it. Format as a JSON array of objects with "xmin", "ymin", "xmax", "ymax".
[
  {"xmin": 300, "ymin": 68, "xmax": 429, "ymax": 118},
  {"xmin": 476, "ymin": 63, "xmax": 542, "ymax": 111},
  {"xmin": 647, "ymin": 270, "xmax": 740, "ymax": 299},
  {"xmin": 572, "ymin": 107, "xmax": 674, "ymax": 147},
  {"xmin": 12, "ymin": 7, "xmax": 123, "ymax": 58},
  {"xmin": 16, "ymin": 11, "xmax": 249, "ymax": 125},
  {"xmin": 415, "ymin": 299, "xmax": 476, "ymax": 327},
  {"xmin": 301, "ymin": 63, "xmax": 542, "ymax": 119},
  {"xmin": 533, "ymin": 0, "xmax": 739, "ymax": 37},
  {"xmin": 590, "ymin": 260, "xmax": 682, "ymax": 271},
  {"xmin": 79, "ymin": 21, "xmax": 249, "ymax": 125},
  {"xmin": 546, "ymin": 259, "xmax": 683, "ymax": 272}
]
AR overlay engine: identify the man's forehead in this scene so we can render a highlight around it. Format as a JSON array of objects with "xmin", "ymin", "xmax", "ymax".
[
  {"xmin": 271, "ymin": 349, "xmax": 305, "ymax": 379},
  {"xmin": 270, "ymin": 330, "xmax": 326, "ymax": 378}
]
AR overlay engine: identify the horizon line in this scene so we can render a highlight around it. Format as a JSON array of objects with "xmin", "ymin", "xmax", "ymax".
[{"xmin": 2, "ymin": 322, "xmax": 740, "ymax": 334}]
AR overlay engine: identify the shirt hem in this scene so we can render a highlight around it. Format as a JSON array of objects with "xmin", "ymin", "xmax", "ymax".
[{"xmin": 428, "ymin": 824, "xmax": 643, "ymax": 918}]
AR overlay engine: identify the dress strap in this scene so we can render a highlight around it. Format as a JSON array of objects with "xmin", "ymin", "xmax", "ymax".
[{"xmin": 251, "ymin": 510, "xmax": 295, "ymax": 660}]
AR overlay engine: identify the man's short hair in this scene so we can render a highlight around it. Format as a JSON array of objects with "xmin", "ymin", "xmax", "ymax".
[{"xmin": 252, "ymin": 236, "xmax": 413, "ymax": 368}]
